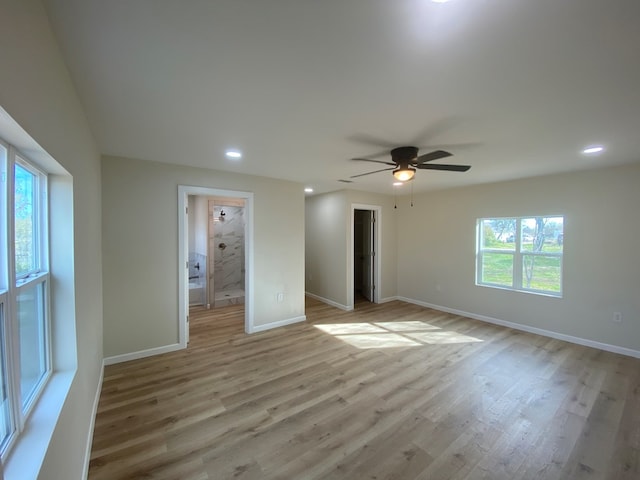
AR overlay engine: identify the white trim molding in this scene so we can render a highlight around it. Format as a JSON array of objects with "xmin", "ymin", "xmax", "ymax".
[
  {"xmin": 305, "ymin": 292, "xmax": 353, "ymax": 312},
  {"xmin": 103, "ymin": 343, "xmax": 184, "ymax": 366},
  {"xmin": 397, "ymin": 296, "xmax": 640, "ymax": 359},
  {"xmin": 249, "ymin": 315, "xmax": 307, "ymax": 333},
  {"xmin": 379, "ymin": 296, "xmax": 400, "ymax": 304},
  {"xmin": 82, "ymin": 364, "xmax": 105, "ymax": 478}
]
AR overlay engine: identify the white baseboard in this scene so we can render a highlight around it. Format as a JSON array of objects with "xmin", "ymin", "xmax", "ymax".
[
  {"xmin": 82, "ymin": 362, "xmax": 104, "ymax": 478},
  {"xmin": 379, "ymin": 296, "xmax": 400, "ymax": 304},
  {"xmin": 249, "ymin": 315, "xmax": 307, "ymax": 333},
  {"xmin": 397, "ymin": 296, "xmax": 640, "ymax": 359},
  {"xmin": 103, "ymin": 343, "xmax": 184, "ymax": 366},
  {"xmin": 305, "ymin": 292, "xmax": 353, "ymax": 311}
]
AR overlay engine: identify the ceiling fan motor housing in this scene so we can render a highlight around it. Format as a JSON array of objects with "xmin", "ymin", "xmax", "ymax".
[{"xmin": 390, "ymin": 146, "xmax": 419, "ymax": 167}]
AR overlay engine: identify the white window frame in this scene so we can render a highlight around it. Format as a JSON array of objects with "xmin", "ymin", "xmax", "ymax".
[
  {"xmin": 476, "ymin": 216, "xmax": 563, "ymax": 297},
  {"xmin": 0, "ymin": 293, "xmax": 11, "ymax": 450},
  {"xmin": 0, "ymin": 140, "xmax": 51, "ymax": 460},
  {"xmin": 14, "ymin": 155, "xmax": 48, "ymax": 281}
]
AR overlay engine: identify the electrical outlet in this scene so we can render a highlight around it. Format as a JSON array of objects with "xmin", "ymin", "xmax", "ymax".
[
  {"xmin": 613, "ymin": 312, "xmax": 622, "ymax": 323},
  {"xmin": 277, "ymin": 292, "xmax": 284, "ymax": 303}
]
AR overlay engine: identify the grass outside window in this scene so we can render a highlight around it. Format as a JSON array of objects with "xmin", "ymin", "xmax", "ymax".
[{"xmin": 477, "ymin": 216, "xmax": 563, "ymax": 296}]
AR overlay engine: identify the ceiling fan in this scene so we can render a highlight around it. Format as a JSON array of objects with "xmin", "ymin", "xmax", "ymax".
[{"xmin": 350, "ymin": 146, "xmax": 471, "ymax": 182}]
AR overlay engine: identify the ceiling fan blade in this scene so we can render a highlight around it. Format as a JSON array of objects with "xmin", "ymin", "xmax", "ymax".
[
  {"xmin": 358, "ymin": 149, "xmax": 393, "ymax": 159},
  {"xmin": 415, "ymin": 150, "xmax": 453, "ymax": 164},
  {"xmin": 350, "ymin": 167, "xmax": 395, "ymax": 178},
  {"xmin": 419, "ymin": 142, "xmax": 482, "ymax": 151},
  {"xmin": 348, "ymin": 133, "xmax": 398, "ymax": 149},
  {"xmin": 410, "ymin": 117, "xmax": 460, "ymax": 146},
  {"xmin": 351, "ymin": 158, "xmax": 396, "ymax": 166},
  {"xmin": 417, "ymin": 163, "xmax": 471, "ymax": 172}
]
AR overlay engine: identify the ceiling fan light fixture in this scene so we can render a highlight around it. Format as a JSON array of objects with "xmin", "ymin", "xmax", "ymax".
[{"xmin": 393, "ymin": 167, "xmax": 416, "ymax": 182}]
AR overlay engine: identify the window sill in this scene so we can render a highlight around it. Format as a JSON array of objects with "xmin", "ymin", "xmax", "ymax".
[
  {"xmin": 475, "ymin": 282, "xmax": 563, "ymax": 298},
  {"xmin": 4, "ymin": 370, "xmax": 75, "ymax": 480}
]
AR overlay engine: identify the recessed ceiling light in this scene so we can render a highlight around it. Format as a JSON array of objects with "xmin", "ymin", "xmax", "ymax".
[
  {"xmin": 225, "ymin": 149, "xmax": 242, "ymax": 159},
  {"xmin": 582, "ymin": 145, "xmax": 604, "ymax": 155},
  {"xmin": 304, "ymin": 187, "xmax": 314, "ymax": 193},
  {"xmin": 393, "ymin": 182, "xmax": 403, "ymax": 186},
  {"xmin": 431, "ymin": 0, "xmax": 451, "ymax": 3}
]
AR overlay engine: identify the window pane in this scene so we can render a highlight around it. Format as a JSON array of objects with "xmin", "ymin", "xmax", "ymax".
[
  {"xmin": 0, "ymin": 145, "xmax": 6, "ymax": 292},
  {"xmin": 522, "ymin": 255, "xmax": 562, "ymax": 292},
  {"xmin": 0, "ymin": 302, "xmax": 14, "ymax": 449},
  {"xmin": 481, "ymin": 219, "xmax": 515, "ymax": 250},
  {"xmin": 17, "ymin": 282, "xmax": 47, "ymax": 408},
  {"xmin": 481, "ymin": 252, "xmax": 513, "ymax": 286},
  {"xmin": 14, "ymin": 163, "xmax": 37, "ymax": 277},
  {"xmin": 521, "ymin": 217, "xmax": 564, "ymax": 253}
]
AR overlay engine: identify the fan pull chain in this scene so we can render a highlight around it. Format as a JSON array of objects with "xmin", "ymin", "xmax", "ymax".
[{"xmin": 411, "ymin": 181, "xmax": 414, "ymax": 207}]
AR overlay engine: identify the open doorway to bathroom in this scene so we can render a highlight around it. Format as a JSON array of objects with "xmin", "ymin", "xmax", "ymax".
[
  {"xmin": 178, "ymin": 186, "xmax": 254, "ymax": 345},
  {"xmin": 188, "ymin": 195, "xmax": 247, "ymax": 308},
  {"xmin": 207, "ymin": 197, "xmax": 246, "ymax": 308}
]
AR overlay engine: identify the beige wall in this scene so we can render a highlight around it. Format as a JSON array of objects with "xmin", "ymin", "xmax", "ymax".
[
  {"xmin": 305, "ymin": 191, "xmax": 349, "ymax": 306},
  {"xmin": 187, "ymin": 195, "xmax": 209, "ymax": 256},
  {"xmin": 0, "ymin": 0, "xmax": 103, "ymax": 478},
  {"xmin": 397, "ymin": 163, "xmax": 640, "ymax": 353},
  {"xmin": 102, "ymin": 155, "xmax": 305, "ymax": 357},
  {"xmin": 193, "ymin": 196, "xmax": 209, "ymax": 256},
  {"xmin": 305, "ymin": 189, "xmax": 398, "ymax": 308}
]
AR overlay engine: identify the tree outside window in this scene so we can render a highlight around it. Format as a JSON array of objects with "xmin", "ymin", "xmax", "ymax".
[{"xmin": 477, "ymin": 216, "xmax": 563, "ymax": 296}]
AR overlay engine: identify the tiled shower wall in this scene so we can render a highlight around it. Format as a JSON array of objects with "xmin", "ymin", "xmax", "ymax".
[
  {"xmin": 210, "ymin": 205, "xmax": 245, "ymax": 293},
  {"xmin": 188, "ymin": 252, "xmax": 207, "ymax": 306}
]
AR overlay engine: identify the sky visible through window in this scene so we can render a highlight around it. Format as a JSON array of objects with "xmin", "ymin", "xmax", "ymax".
[{"xmin": 14, "ymin": 163, "xmax": 35, "ymax": 277}]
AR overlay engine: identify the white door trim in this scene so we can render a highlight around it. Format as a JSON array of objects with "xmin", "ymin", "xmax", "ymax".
[
  {"xmin": 178, "ymin": 185, "xmax": 254, "ymax": 345},
  {"xmin": 349, "ymin": 203, "xmax": 382, "ymax": 308}
]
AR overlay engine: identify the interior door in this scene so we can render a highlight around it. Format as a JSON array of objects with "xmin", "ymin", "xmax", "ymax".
[
  {"xmin": 361, "ymin": 210, "xmax": 375, "ymax": 301},
  {"xmin": 184, "ymin": 199, "xmax": 190, "ymax": 343}
]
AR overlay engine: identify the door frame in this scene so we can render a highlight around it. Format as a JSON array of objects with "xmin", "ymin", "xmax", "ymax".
[
  {"xmin": 348, "ymin": 203, "xmax": 381, "ymax": 308},
  {"xmin": 178, "ymin": 185, "xmax": 254, "ymax": 346}
]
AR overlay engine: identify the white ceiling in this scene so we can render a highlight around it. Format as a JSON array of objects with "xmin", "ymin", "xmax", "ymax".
[{"xmin": 44, "ymin": 0, "xmax": 640, "ymax": 195}]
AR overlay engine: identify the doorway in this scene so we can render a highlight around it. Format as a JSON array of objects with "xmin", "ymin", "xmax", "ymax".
[
  {"xmin": 178, "ymin": 186, "xmax": 254, "ymax": 346},
  {"xmin": 350, "ymin": 204, "xmax": 381, "ymax": 308},
  {"xmin": 208, "ymin": 197, "xmax": 246, "ymax": 308}
]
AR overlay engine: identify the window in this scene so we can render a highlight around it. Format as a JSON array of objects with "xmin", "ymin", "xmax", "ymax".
[
  {"xmin": 15, "ymin": 161, "xmax": 40, "ymax": 278},
  {"xmin": 476, "ymin": 216, "xmax": 564, "ymax": 296},
  {"xmin": 0, "ymin": 140, "xmax": 50, "ymax": 458}
]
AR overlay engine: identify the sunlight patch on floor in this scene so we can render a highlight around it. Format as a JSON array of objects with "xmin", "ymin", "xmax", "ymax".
[
  {"xmin": 405, "ymin": 331, "xmax": 483, "ymax": 344},
  {"xmin": 315, "ymin": 323, "xmax": 388, "ymax": 335},
  {"xmin": 314, "ymin": 320, "xmax": 483, "ymax": 349},
  {"xmin": 373, "ymin": 321, "xmax": 440, "ymax": 332},
  {"xmin": 335, "ymin": 333, "xmax": 422, "ymax": 349}
]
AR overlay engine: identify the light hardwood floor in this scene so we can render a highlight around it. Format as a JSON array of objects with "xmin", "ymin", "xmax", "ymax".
[{"xmin": 89, "ymin": 298, "xmax": 640, "ymax": 480}]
